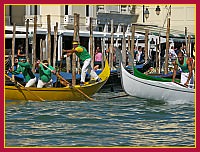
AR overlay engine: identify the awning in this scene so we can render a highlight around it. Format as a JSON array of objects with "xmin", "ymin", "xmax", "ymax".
[{"xmin": 150, "ymin": 32, "xmax": 195, "ymax": 38}]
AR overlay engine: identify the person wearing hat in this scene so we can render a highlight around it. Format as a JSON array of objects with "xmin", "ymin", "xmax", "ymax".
[
  {"xmin": 11, "ymin": 57, "xmax": 36, "ymax": 87},
  {"xmin": 37, "ymin": 60, "xmax": 56, "ymax": 88},
  {"xmin": 62, "ymin": 41, "xmax": 101, "ymax": 86}
]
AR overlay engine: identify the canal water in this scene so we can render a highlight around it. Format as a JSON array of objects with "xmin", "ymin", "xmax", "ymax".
[{"xmin": 5, "ymin": 89, "xmax": 195, "ymax": 147}]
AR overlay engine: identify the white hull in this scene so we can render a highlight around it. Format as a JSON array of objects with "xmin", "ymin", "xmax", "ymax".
[{"xmin": 121, "ymin": 63, "xmax": 195, "ymax": 102}]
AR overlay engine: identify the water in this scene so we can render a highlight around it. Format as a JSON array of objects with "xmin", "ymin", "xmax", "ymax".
[{"xmin": 5, "ymin": 91, "xmax": 195, "ymax": 147}]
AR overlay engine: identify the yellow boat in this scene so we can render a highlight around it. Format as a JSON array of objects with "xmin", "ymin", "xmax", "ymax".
[{"xmin": 5, "ymin": 60, "xmax": 110, "ymax": 101}]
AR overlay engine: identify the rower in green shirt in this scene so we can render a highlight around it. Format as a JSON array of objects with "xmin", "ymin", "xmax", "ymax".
[
  {"xmin": 172, "ymin": 51, "xmax": 193, "ymax": 87},
  {"xmin": 11, "ymin": 58, "xmax": 36, "ymax": 87},
  {"xmin": 37, "ymin": 60, "xmax": 56, "ymax": 88}
]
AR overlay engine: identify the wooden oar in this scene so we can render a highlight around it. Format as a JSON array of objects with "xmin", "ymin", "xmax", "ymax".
[
  {"xmin": 5, "ymin": 74, "xmax": 45, "ymax": 102},
  {"xmin": 108, "ymin": 94, "xmax": 129, "ymax": 99},
  {"xmin": 174, "ymin": 81, "xmax": 193, "ymax": 88},
  {"xmin": 40, "ymin": 63, "xmax": 95, "ymax": 101},
  {"xmin": 55, "ymin": 54, "xmax": 64, "ymax": 87}
]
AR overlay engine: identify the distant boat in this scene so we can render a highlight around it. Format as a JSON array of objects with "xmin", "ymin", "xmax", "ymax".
[{"xmin": 5, "ymin": 60, "xmax": 110, "ymax": 101}]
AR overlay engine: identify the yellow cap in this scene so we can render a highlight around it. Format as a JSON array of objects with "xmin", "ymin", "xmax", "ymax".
[{"xmin": 72, "ymin": 41, "xmax": 79, "ymax": 45}]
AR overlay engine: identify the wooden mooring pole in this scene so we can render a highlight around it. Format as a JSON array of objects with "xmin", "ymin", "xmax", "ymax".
[
  {"xmin": 89, "ymin": 17, "xmax": 94, "ymax": 68},
  {"xmin": 187, "ymin": 35, "xmax": 191, "ymax": 57},
  {"xmin": 144, "ymin": 29, "xmax": 149, "ymax": 63},
  {"xmin": 122, "ymin": 24, "xmax": 126, "ymax": 67},
  {"xmin": 25, "ymin": 19, "xmax": 29, "ymax": 59},
  {"xmin": 11, "ymin": 23, "xmax": 16, "ymax": 80},
  {"xmin": 131, "ymin": 25, "xmax": 135, "ymax": 59},
  {"xmin": 32, "ymin": 15, "xmax": 37, "ymax": 73},
  {"xmin": 72, "ymin": 13, "xmax": 79, "ymax": 86},
  {"xmin": 40, "ymin": 39, "xmax": 43, "ymax": 61},
  {"xmin": 53, "ymin": 22, "xmax": 58, "ymax": 68},
  {"xmin": 77, "ymin": 14, "xmax": 80, "ymax": 74},
  {"xmin": 110, "ymin": 19, "xmax": 114, "ymax": 70},
  {"xmin": 164, "ymin": 18, "xmax": 170, "ymax": 75},
  {"xmin": 47, "ymin": 15, "xmax": 51, "ymax": 65}
]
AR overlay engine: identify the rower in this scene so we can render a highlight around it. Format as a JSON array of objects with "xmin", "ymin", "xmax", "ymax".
[
  {"xmin": 37, "ymin": 60, "xmax": 56, "ymax": 88},
  {"xmin": 172, "ymin": 51, "xmax": 193, "ymax": 88},
  {"xmin": 11, "ymin": 57, "xmax": 36, "ymax": 87}
]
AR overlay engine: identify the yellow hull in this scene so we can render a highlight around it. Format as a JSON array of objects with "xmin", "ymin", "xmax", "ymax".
[{"xmin": 5, "ymin": 61, "xmax": 110, "ymax": 101}]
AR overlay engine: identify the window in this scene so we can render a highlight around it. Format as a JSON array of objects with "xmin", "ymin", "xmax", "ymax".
[
  {"xmin": 65, "ymin": 5, "xmax": 68, "ymax": 15},
  {"xmin": 86, "ymin": 5, "xmax": 89, "ymax": 17},
  {"xmin": 34, "ymin": 5, "xmax": 37, "ymax": 15},
  {"xmin": 98, "ymin": 26, "xmax": 103, "ymax": 32},
  {"xmin": 30, "ymin": 5, "xmax": 37, "ymax": 15}
]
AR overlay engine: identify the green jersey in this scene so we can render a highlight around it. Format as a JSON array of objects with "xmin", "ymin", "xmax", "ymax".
[
  {"xmin": 39, "ymin": 64, "xmax": 55, "ymax": 82},
  {"xmin": 176, "ymin": 57, "xmax": 189, "ymax": 73},
  {"xmin": 12, "ymin": 62, "xmax": 35, "ymax": 82},
  {"xmin": 74, "ymin": 45, "xmax": 91, "ymax": 61}
]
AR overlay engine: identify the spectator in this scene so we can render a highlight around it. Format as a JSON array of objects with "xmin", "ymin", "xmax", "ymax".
[
  {"xmin": 169, "ymin": 46, "xmax": 177, "ymax": 61},
  {"xmin": 136, "ymin": 46, "xmax": 145, "ymax": 64},
  {"xmin": 94, "ymin": 46, "xmax": 102, "ymax": 70}
]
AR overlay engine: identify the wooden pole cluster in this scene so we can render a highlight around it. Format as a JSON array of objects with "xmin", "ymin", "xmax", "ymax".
[{"xmin": 164, "ymin": 18, "xmax": 170, "ymax": 75}]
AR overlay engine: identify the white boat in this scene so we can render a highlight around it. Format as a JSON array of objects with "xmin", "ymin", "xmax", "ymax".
[{"xmin": 120, "ymin": 62, "xmax": 195, "ymax": 102}]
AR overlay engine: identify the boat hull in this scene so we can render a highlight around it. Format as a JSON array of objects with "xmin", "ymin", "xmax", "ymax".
[
  {"xmin": 121, "ymin": 63, "xmax": 194, "ymax": 102},
  {"xmin": 5, "ymin": 61, "xmax": 110, "ymax": 101}
]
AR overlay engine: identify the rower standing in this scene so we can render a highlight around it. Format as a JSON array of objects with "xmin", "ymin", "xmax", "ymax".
[{"xmin": 62, "ymin": 41, "xmax": 101, "ymax": 86}]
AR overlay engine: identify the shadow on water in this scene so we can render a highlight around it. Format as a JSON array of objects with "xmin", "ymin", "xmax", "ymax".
[
  {"xmin": 145, "ymin": 99, "xmax": 166, "ymax": 107},
  {"xmin": 5, "ymin": 100, "xmax": 28, "ymax": 107}
]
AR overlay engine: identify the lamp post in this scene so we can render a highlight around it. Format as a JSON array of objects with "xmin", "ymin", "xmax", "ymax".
[
  {"xmin": 155, "ymin": 5, "xmax": 161, "ymax": 15},
  {"xmin": 143, "ymin": 5, "xmax": 161, "ymax": 23}
]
